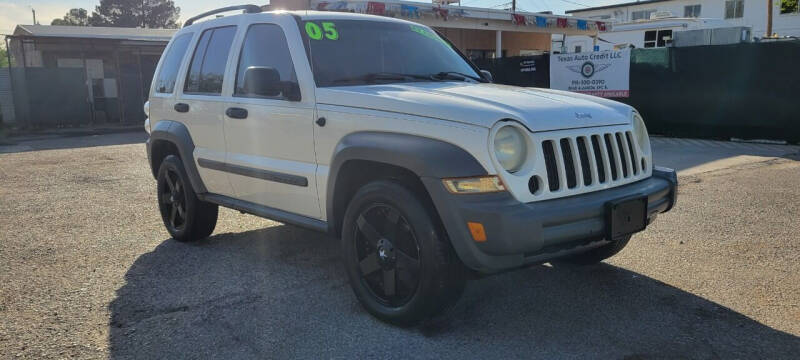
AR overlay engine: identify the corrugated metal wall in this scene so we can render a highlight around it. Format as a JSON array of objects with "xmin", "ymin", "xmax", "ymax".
[{"xmin": 0, "ymin": 68, "xmax": 15, "ymax": 124}]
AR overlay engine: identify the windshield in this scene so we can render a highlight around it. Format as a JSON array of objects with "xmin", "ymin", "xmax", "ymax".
[{"xmin": 299, "ymin": 19, "xmax": 482, "ymax": 87}]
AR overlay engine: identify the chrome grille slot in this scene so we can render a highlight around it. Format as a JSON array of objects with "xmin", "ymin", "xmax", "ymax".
[
  {"xmin": 604, "ymin": 134, "xmax": 619, "ymax": 181},
  {"xmin": 576, "ymin": 137, "xmax": 592, "ymax": 186},
  {"xmin": 590, "ymin": 135, "xmax": 606, "ymax": 183}
]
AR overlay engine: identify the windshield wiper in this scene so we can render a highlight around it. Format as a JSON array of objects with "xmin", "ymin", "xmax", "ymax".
[
  {"xmin": 331, "ymin": 72, "xmax": 435, "ymax": 85},
  {"xmin": 431, "ymin": 71, "xmax": 484, "ymax": 82}
]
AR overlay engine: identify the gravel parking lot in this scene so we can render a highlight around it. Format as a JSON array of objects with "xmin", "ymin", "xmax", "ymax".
[{"xmin": 1, "ymin": 132, "xmax": 799, "ymax": 359}]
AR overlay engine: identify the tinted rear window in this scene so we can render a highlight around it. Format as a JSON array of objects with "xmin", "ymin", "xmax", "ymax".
[
  {"xmin": 154, "ymin": 33, "xmax": 192, "ymax": 94},
  {"xmin": 184, "ymin": 26, "xmax": 237, "ymax": 95}
]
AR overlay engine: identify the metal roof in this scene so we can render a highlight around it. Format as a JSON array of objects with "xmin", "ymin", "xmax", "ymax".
[
  {"xmin": 565, "ymin": 0, "xmax": 674, "ymax": 14},
  {"xmin": 12, "ymin": 24, "xmax": 177, "ymax": 42}
]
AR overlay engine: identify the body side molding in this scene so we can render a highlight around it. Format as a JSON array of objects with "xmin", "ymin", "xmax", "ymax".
[{"xmin": 198, "ymin": 158, "xmax": 309, "ymax": 187}]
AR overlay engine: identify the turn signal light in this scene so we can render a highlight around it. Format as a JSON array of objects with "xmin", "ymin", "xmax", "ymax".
[
  {"xmin": 467, "ymin": 222, "xmax": 487, "ymax": 242},
  {"xmin": 442, "ymin": 176, "xmax": 505, "ymax": 194}
]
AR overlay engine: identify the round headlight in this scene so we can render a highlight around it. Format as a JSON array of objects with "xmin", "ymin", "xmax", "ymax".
[
  {"xmin": 494, "ymin": 125, "xmax": 527, "ymax": 173},
  {"xmin": 633, "ymin": 112, "xmax": 650, "ymax": 150}
]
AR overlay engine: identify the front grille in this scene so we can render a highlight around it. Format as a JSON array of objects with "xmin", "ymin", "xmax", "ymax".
[{"xmin": 538, "ymin": 130, "xmax": 641, "ymax": 193}]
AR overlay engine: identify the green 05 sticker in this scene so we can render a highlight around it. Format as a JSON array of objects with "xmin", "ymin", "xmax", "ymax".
[{"xmin": 305, "ymin": 22, "xmax": 338, "ymax": 40}]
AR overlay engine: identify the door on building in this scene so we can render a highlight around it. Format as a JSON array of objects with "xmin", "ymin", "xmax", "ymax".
[{"xmin": 223, "ymin": 23, "xmax": 320, "ymax": 219}]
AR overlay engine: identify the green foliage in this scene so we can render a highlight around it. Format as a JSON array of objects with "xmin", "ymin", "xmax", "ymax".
[
  {"xmin": 51, "ymin": 8, "xmax": 90, "ymax": 26},
  {"xmin": 0, "ymin": 46, "xmax": 8, "ymax": 68},
  {"xmin": 782, "ymin": 0, "xmax": 799, "ymax": 14},
  {"xmin": 89, "ymin": 0, "xmax": 181, "ymax": 28}
]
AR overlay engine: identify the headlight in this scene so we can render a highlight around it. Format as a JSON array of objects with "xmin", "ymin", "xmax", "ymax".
[
  {"xmin": 494, "ymin": 125, "xmax": 527, "ymax": 173},
  {"xmin": 632, "ymin": 112, "xmax": 650, "ymax": 151}
]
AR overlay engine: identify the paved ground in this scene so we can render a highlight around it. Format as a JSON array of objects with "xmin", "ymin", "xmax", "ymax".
[{"xmin": 1, "ymin": 132, "xmax": 799, "ymax": 359}]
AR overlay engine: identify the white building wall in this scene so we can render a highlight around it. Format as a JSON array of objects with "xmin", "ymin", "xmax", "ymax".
[{"xmin": 570, "ymin": 0, "xmax": 800, "ymax": 38}]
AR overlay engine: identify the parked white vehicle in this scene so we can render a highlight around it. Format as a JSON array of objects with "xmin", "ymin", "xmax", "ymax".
[{"xmin": 145, "ymin": 5, "xmax": 677, "ymax": 325}]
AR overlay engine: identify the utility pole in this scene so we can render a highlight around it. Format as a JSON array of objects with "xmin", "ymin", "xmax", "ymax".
[
  {"xmin": 512, "ymin": 0, "xmax": 516, "ymax": 12},
  {"xmin": 31, "ymin": 8, "xmax": 37, "ymax": 24},
  {"xmin": 766, "ymin": 0, "xmax": 773, "ymax": 37}
]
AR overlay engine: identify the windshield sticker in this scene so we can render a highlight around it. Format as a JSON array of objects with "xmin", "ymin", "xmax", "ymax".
[
  {"xmin": 305, "ymin": 22, "xmax": 338, "ymax": 40},
  {"xmin": 409, "ymin": 25, "xmax": 450, "ymax": 47}
]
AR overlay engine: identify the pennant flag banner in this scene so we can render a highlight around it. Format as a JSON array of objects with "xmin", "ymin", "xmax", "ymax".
[
  {"xmin": 557, "ymin": 18, "xmax": 567, "ymax": 28},
  {"xmin": 316, "ymin": 1, "xmax": 329, "ymax": 10},
  {"xmin": 512, "ymin": 14, "xmax": 526, "ymax": 25},
  {"xmin": 401, "ymin": 4, "xmax": 420, "ymax": 18},
  {"xmin": 535, "ymin": 16, "xmax": 547, "ymax": 27},
  {"xmin": 597, "ymin": 21, "xmax": 607, "ymax": 31},
  {"xmin": 433, "ymin": 6, "xmax": 449, "ymax": 20},
  {"xmin": 367, "ymin": 1, "xmax": 385, "ymax": 15},
  {"xmin": 330, "ymin": 1, "xmax": 348, "ymax": 10},
  {"xmin": 577, "ymin": 19, "xmax": 587, "ymax": 30}
]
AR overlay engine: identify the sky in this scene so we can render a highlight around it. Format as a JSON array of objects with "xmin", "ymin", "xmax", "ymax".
[{"xmin": 0, "ymin": 0, "xmax": 629, "ymax": 35}]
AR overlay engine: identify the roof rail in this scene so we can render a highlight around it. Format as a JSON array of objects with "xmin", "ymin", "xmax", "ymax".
[{"xmin": 184, "ymin": 5, "xmax": 262, "ymax": 27}]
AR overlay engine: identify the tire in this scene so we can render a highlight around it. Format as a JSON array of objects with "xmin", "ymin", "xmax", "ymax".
[
  {"xmin": 560, "ymin": 235, "xmax": 632, "ymax": 265},
  {"xmin": 156, "ymin": 155, "xmax": 218, "ymax": 242},
  {"xmin": 341, "ymin": 180, "xmax": 466, "ymax": 326}
]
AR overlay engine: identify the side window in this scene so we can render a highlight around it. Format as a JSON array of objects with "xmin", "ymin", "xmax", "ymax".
[
  {"xmin": 155, "ymin": 33, "xmax": 192, "ymax": 94},
  {"xmin": 234, "ymin": 24, "xmax": 300, "ymax": 100},
  {"xmin": 184, "ymin": 26, "xmax": 237, "ymax": 95}
]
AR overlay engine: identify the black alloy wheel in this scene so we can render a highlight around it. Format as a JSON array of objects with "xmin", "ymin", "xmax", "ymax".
[
  {"xmin": 160, "ymin": 168, "xmax": 187, "ymax": 231},
  {"xmin": 342, "ymin": 180, "xmax": 466, "ymax": 326},
  {"xmin": 353, "ymin": 204, "xmax": 421, "ymax": 307},
  {"xmin": 156, "ymin": 155, "xmax": 218, "ymax": 242}
]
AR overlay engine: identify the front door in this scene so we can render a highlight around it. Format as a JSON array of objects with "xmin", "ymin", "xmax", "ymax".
[{"xmin": 223, "ymin": 23, "xmax": 320, "ymax": 219}]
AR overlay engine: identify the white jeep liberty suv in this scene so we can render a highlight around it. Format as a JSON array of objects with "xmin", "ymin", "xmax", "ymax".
[{"xmin": 145, "ymin": 5, "xmax": 677, "ymax": 325}]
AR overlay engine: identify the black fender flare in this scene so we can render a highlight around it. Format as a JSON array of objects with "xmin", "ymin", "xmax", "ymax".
[
  {"xmin": 326, "ymin": 131, "xmax": 488, "ymax": 233},
  {"xmin": 147, "ymin": 120, "xmax": 208, "ymax": 194}
]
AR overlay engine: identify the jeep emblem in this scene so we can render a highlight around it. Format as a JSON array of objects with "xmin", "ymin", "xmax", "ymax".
[{"xmin": 575, "ymin": 112, "xmax": 592, "ymax": 119}]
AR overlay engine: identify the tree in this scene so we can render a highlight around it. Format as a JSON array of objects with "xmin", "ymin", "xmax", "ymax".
[
  {"xmin": 0, "ymin": 46, "xmax": 8, "ymax": 68},
  {"xmin": 51, "ymin": 8, "xmax": 90, "ymax": 26},
  {"xmin": 781, "ymin": 0, "xmax": 799, "ymax": 14},
  {"xmin": 89, "ymin": 0, "xmax": 180, "ymax": 28}
]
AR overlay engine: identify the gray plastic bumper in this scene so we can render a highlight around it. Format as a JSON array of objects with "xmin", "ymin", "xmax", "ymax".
[{"xmin": 423, "ymin": 167, "xmax": 678, "ymax": 273}]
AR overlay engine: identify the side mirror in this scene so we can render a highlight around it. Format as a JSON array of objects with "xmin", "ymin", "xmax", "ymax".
[
  {"xmin": 480, "ymin": 69, "xmax": 493, "ymax": 83},
  {"xmin": 243, "ymin": 66, "xmax": 282, "ymax": 97}
]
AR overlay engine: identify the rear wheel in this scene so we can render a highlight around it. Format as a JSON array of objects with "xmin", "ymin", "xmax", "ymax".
[
  {"xmin": 157, "ymin": 155, "xmax": 218, "ymax": 242},
  {"xmin": 560, "ymin": 235, "xmax": 632, "ymax": 265},
  {"xmin": 341, "ymin": 181, "xmax": 465, "ymax": 326}
]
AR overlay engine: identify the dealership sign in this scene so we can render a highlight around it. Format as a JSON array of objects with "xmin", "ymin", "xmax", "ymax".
[{"xmin": 549, "ymin": 49, "xmax": 630, "ymax": 98}]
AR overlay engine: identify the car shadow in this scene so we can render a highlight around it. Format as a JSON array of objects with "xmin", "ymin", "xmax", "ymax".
[{"xmin": 108, "ymin": 225, "xmax": 800, "ymax": 359}]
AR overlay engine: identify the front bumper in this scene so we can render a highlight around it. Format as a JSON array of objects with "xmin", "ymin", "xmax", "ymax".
[{"xmin": 423, "ymin": 167, "xmax": 677, "ymax": 273}]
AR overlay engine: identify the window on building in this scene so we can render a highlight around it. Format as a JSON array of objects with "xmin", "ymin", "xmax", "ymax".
[
  {"xmin": 781, "ymin": 0, "xmax": 799, "ymax": 14},
  {"xmin": 684, "ymin": 5, "xmax": 702, "ymax": 17},
  {"xmin": 725, "ymin": 0, "xmax": 745, "ymax": 19},
  {"xmin": 589, "ymin": 15, "xmax": 612, "ymax": 20},
  {"xmin": 234, "ymin": 24, "xmax": 299, "ymax": 100},
  {"xmin": 154, "ymin": 33, "xmax": 192, "ymax": 94},
  {"xmin": 632, "ymin": 9, "xmax": 656, "ymax": 21},
  {"xmin": 184, "ymin": 26, "xmax": 237, "ymax": 95},
  {"xmin": 644, "ymin": 30, "xmax": 673, "ymax": 48}
]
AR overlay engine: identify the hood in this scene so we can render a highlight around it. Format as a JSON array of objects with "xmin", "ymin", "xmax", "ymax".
[{"xmin": 315, "ymin": 82, "xmax": 633, "ymax": 132}]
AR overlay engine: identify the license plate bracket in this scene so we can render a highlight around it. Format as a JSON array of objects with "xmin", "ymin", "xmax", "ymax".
[{"xmin": 606, "ymin": 196, "xmax": 648, "ymax": 240}]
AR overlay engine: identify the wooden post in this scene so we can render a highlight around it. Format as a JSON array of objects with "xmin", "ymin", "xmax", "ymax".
[{"xmin": 766, "ymin": 0, "xmax": 773, "ymax": 37}]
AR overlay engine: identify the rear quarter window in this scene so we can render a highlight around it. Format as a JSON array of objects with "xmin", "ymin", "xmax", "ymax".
[{"xmin": 154, "ymin": 33, "xmax": 193, "ymax": 94}]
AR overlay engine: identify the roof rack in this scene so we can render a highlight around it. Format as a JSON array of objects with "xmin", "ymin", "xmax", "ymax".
[{"xmin": 184, "ymin": 5, "xmax": 262, "ymax": 27}]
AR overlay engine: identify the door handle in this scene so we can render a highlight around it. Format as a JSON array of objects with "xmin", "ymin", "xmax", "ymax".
[
  {"xmin": 174, "ymin": 103, "xmax": 189, "ymax": 113},
  {"xmin": 226, "ymin": 107, "xmax": 248, "ymax": 119}
]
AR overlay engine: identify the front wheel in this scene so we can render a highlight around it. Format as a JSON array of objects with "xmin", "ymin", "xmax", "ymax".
[{"xmin": 341, "ymin": 181, "xmax": 465, "ymax": 326}]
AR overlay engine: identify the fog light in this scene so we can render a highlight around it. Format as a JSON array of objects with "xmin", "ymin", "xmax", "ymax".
[
  {"xmin": 467, "ymin": 222, "xmax": 487, "ymax": 242},
  {"xmin": 442, "ymin": 176, "xmax": 505, "ymax": 194}
]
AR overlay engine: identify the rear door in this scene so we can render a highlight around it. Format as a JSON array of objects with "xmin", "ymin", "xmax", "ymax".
[
  {"xmin": 173, "ymin": 23, "xmax": 239, "ymax": 196},
  {"xmin": 223, "ymin": 20, "xmax": 320, "ymax": 219}
]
